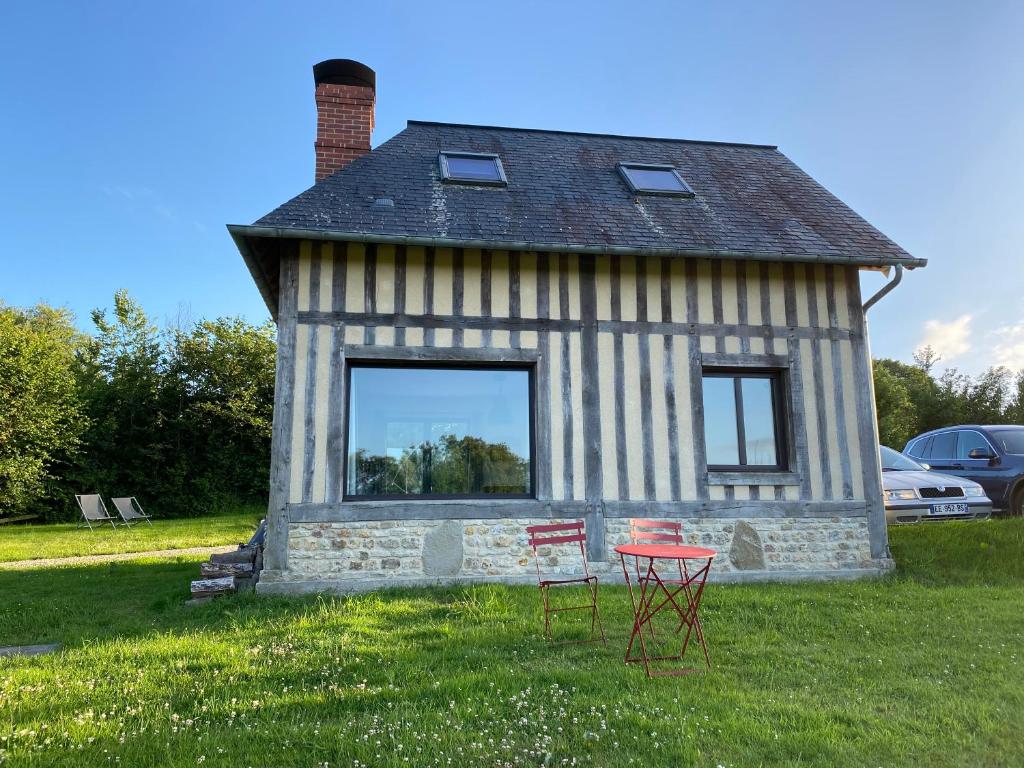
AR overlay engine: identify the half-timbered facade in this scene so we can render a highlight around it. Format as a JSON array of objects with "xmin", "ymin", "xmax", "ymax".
[{"xmin": 230, "ymin": 59, "xmax": 925, "ymax": 593}]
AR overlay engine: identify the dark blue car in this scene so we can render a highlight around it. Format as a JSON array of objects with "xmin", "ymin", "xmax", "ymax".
[{"xmin": 903, "ymin": 425, "xmax": 1024, "ymax": 516}]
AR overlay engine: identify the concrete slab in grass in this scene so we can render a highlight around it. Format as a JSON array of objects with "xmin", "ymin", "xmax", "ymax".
[{"xmin": 0, "ymin": 643, "xmax": 61, "ymax": 658}]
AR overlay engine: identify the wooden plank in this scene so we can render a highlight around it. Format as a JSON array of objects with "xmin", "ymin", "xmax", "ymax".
[
  {"xmin": 659, "ymin": 259, "xmax": 682, "ymax": 502},
  {"xmin": 610, "ymin": 257, "xmax": 629, "ymax": 500},
  {"xmin": 509, "ymin": 250, "xmax": 521, "ymax": 348},
  {"xmin": 827, "ymin": 266, "xmax": 855, "ymax": 499},
  {"xmin": 481, "ymin": 249, "xmax": 492, "ymax": 347},
  {"xmin": 846, "ymin": 266, "xmax": 889, "ymax": 559},
  {"xmin": 805, "ymin": 272, "xmax": 833, "ymax": 500},
  {"xmin": 560, "ymin": 329, "xmax": 574, "ymax": 501},
  {"xmin": 363, "ymin": 243, "xmax": 376, "ymax": 345},
  {"xmin": 301, "ymin": 253, "xmax": 321, "ymax": 504},
  {"xmin": 200, "ymin": 561, "xmax": 254, "ymax": 578},
  {"xmin": 783, "ymin": 263, "xmax": 813, "ymax": 500},
  {"xmin": 285, "ymin": 498, "xmax": 869, "ymax": 523},
  {"xmin": 210, "ymin": 548, "xmax": 257, "ymax": 565},
  {"xmin": 452, "ymin": 247, "xmax": 464, "ymax": 347},
  {"xmin": 700, "ymin": 352, "xmax": 789, "ymax": 368},
  {"xmin": 685, "ymin": 259, "xmax": 710, "ymax": 500},
  {"xmin": 663, "ymin": 335, "xmax": 682, "ymax": 501},
  {"xmin": 578, "ymin": 255, "xmax": 605, "ymax": 559},
  {"xmin": 737, "ymin": 261, "xmax": 751, "ymax": 354},
  {"xmin": 423, "ymin": 246, "xmax": 435, "ymax": 346},
  {"xmin": 394, "ymin": 244, "xmax": 407, "ymax": 346},
  {"xmin": 191, "ymin": 576, "xmax": 236, "ymax": 598},
  {"xmin": 707, "ymin": 470, "xmax": 802, "ymax": 486},
  {"xmin": 344, "ymin": 344, "xmax": 538, "ymax": 363},
  {"xmin": 535, "ymin": 252, "xmax": 552, "ymax": 500},
  {"xmin": 265, "ymin": 246, "xmax": 299, "ymax": 571},
  {"xmin": 295, "ymin": 309, "xmax": 852, "ymax": 341},
  {"xmin": 711, "ymin": 259, "xmax": 725, "ymax": 353}
]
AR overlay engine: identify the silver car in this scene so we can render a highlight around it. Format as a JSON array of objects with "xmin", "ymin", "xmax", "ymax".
[{"xmin": 881, "ymin": 446, "xmax": 992, "ymax": 524}]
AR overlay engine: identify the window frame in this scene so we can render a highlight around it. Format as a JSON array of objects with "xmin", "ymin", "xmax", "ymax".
[
  {"xmin": 342, "ymin": 359, "xmax": 536, "ymax": 501},
  {"xmin": 617, "ymin": 162, "xmax": 695, "ymax": 197},
  {"xmin": 700, "ymin": 367, "xmax": 789, "ymax": 472},
  {"xmin": 438, "ymin": 151, "xmax": 508, "ymax": 186}
]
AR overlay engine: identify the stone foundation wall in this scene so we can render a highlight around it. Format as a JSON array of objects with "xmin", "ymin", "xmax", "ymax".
[{"xmin": 258, "ymin": 516, "xmax": 880, "ymax": 592}]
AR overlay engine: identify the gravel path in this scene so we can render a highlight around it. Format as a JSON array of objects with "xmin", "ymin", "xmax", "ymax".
[{"xmin": 0, "ymin": 545, "xmax": 235, "ymax": 570}]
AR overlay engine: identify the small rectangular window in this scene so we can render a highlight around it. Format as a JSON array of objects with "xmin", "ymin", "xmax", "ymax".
[
  {"xmin": 702, "ymin": 370, "xmax": 787, "ymax": 470},
  {"xmin": 439, "ymin": 152, "xmax": 507, "ymax": 185},
  {"xmin": 346, "ymin": 364, "xmax": 532, "ymax": 498},
  {"xmin": 618, "ymin": 163, "xmax": 694, "ymax": 196}
]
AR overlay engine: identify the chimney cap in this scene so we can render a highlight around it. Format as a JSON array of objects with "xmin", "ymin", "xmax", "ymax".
[{"xmin": 313, "ymin": 59, "xmax": 375, "ymax": 90}]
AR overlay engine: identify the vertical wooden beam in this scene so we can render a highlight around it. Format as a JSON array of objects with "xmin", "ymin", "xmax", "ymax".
[
  {"xmin": 827, "ymin": 266, "xmax": 854, "ymax": 499},
  {"xmin": 846, "ymin": 266, "xmax": 889, "ymax": 559},
  {"xmin": 685, "ymin": 259, "xmax": 710, "ymax": 500},
  {"xmin": 661, "ymin": 258, "xmax": 682, "ymax": 501},
  {"xmin": 535, "ymin": 252, "xmax": 552, "ymax": 500},
  {"xmin": 509, "ymin": 250, "xmax": 521, "ymax": 349},
  {"xmin": 265, "ymin": 245, "xmax": 299, "ymax": 571},
  {"xmin": 423, "ymin": 246, "xmax": 435, "ymax": 346},
  {"xmin": 711, "ymin": 259, "xmax": 725, "ymax": 353},
  {"xmin": 805, "ymin": 269, "xmax": 833, "ymax": 500},
  {"xmin": 301, "ymin": 253, "xmax": 321, "ymax": 503},
  {"xmin": 393, "ymin": 244, "xmax": 407, "ymax": 346},
  {"xmin": 579, "ymin": 255, "xmax": 605, "ymax": 559},
  {"xmin": 783, "ymin": 263, "xmax": 813, "ymax": 500},
  {"xmin": 610, "ymin": 257, "xmax": 629, "ymax": 500},
  {"xmin": 362, "ymin": 243, "xmax": 376, "ymax": 345},
  {"xmin": 325, "ymin": 242, "xmax": 348, "ymax": 504},
  {"xmin": 635, "ymin": 258, "xmax": 656, "ymax": 499}
]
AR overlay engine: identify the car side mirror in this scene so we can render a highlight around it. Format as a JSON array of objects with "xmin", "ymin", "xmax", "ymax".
[{"xmin": 968, "ymin": 447, "xmax": 995, "ymax": 460}]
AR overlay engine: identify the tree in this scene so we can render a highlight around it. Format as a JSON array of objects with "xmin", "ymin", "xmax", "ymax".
[
  {"xmin": 0, "ymin": 304, "xmax": 86, "ymax": 518},
  {"xmin": 73, "ymin": 290, "xmax": 165, "ymax": 504},
  {"xmin": 872, "ymin": 363, "xmax": 915, "ymax": 448},
  {"xmin": 162, "ymin": 317, "xmax": 276, "ymax": 510}
]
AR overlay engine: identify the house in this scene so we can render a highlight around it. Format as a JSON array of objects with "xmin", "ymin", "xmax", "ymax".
[{"xmin": 229, "ymin": 59, "xmax": 926, "ymax": 594}]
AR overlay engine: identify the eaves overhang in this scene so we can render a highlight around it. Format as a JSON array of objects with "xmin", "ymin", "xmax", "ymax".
[{"xmin": 228, "ymin": 224, "xmax": 927, "ymax": 322}]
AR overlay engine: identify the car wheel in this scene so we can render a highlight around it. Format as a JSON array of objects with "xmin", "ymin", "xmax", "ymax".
[{"xmin": 1014, "ymin": 487, "xmax": 1024, "ymax": 517}]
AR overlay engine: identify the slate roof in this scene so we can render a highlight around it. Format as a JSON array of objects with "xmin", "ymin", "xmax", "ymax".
[{"xmin": 230, "ymin": 121, "xmax": 922, "ymax": 315}]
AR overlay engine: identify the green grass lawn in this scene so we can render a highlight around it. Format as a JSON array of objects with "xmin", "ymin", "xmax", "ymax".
[
  {"xmin": 1, "ymin": 520, "xmax": 1022, "ymax": 767},
  {"xmin": 0, "ymin": 510, "xmax": 262, "ymax": 563}
]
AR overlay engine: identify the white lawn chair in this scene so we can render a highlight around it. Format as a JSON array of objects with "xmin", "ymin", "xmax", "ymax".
[
  {"xmin": 111, "ymin": 497, "xmax": 153, "ymax": 527},
  {"xmin": 75, "ymin": 494, "xmax": 118, "ymax": 530}
]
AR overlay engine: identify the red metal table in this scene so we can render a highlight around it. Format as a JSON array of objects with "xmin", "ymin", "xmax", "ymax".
[{"xmin": 614, "ymin": 543, "xmax": 718, "ymax": 677}]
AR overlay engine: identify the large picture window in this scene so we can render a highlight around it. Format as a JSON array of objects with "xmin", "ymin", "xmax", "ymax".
[
  {"xmin": 346, "ymin": 364, "xmax": 533, "ymax": 499},
  {"xmin": 702, "ymin": 370, "xmax": 787, "ymax": 471}
]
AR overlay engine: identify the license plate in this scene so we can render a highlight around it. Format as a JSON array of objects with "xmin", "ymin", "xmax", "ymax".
[{"xmin": 930, "ymin": 503, "xmax": 968, "ymax": 515}]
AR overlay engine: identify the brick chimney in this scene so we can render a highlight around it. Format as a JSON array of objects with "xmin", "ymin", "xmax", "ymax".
[{"xmin": 313, "ymin": 59, "xmax": 376, "ymax": 181}]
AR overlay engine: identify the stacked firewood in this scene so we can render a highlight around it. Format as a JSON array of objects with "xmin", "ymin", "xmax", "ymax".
[{"xmin": 189, "ymin": 519, "xmax": 265, "ymax": 603}]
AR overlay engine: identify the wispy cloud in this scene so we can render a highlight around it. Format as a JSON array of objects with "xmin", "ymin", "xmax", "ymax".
[
  {"xmin": 988, "ymin": 322, "xmax": 1024, "ymax": 370},
  {"xmin": 917, "ymin": 314, "xmax": 972, "ymax": 362},
  {"xmin": 98, "ymin": 183, "xmax": 207, "ymax": 232}
]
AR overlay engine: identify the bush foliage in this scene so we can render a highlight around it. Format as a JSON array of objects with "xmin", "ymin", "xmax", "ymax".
[{"xmin": 0, "ymin": 291, "xmax": 274, "ymax": 521}]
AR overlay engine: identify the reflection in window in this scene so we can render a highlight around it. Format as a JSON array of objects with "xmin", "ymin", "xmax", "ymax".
[
  {"xmin": 702, "ymin": 370, "xmax": 785, "ymax": 470},
  {"xmin": 439, "ymin": 152, "xmax": 507, "ymax": 185},
  {"xmin": 618, "ymin": 163, "xmax": 695, "ymax": 196},
  {"xmin": 346, "ymin": 366, "xmax": 531, "ymax": 497}
]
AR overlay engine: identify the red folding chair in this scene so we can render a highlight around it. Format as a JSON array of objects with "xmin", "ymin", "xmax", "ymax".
[
  {"xmin": 526, "ymin": 521, "xmax": 606, "ymax": 645},
  {"xmin": 628, "ymin": 518, "xmax": 707, "ymax": 645},
  {"xmin": 629, "ymin": 519, "xmax": 685, "ymax": 581}
]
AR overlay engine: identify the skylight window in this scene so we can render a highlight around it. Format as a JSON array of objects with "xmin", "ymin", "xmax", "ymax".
[
  {"xmin": 439, "ymin": 152, "xmax": 507, "ymax": 186},
  {"xmin": 618, "ymin": 163, "xmax": 694, "ymax": 196}
]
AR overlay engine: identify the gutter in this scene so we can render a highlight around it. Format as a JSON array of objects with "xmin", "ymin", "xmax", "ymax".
[
  {"xmin": 862, "ymin": 264, "xmax": 904, "ymax": 312},
  {"xmin": 226, "ymin": 224, "xmax": 928, "ymax": 271}
]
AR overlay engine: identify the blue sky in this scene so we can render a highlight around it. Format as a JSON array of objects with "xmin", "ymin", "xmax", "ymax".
[{"xmin": 2, "ymin": 1, "xmax": 1022, "ymax": 373}]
